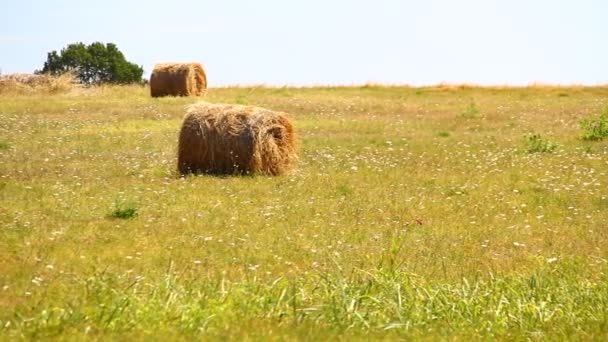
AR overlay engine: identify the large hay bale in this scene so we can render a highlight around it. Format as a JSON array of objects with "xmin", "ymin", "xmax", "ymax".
[
  {"xmin": 178, "ymin": 102, "xmax": 298, "ymax": 176},
  {"xmin": 150, "ymin": 63, "xmax": 207, "ymax": 97}
]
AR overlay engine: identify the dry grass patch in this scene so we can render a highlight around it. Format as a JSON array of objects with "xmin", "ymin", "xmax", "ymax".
[{"xmin": 0, "ymin": 73, "xmax": 76, "ymax": 95}]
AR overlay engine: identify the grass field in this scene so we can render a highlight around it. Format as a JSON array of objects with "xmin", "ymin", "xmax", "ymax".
[{"xmin": 1, "ymin": 84, "xmax": 607, "ymax": 340}]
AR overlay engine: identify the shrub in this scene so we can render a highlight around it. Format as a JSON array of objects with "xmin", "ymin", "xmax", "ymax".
[
  {"xmin": 525, "ymin": 134, "xmax": 557, "ymax": 153},
  {"xmin": 337, "ymin": 184, "xmax": 353, "ymax": 196},
  {"xmin": 580, "ymin": 108, "xmax": 608, "ymax": 141},
  {"xmin": 437, "ymin": 131, "xmax": 450, "ymax": 137},
  {"xmin": 109, "ymin": 204, "xmax": 138, "ymax": 219},
  {"xmin": 460, "ymin": 102, "xmax": 481, "ymax": 118}
]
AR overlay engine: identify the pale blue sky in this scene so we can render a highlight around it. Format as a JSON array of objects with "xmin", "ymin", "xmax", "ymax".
[{"xmin": 1, "ymin": 0, "xmax": 606, "ymax": 86}]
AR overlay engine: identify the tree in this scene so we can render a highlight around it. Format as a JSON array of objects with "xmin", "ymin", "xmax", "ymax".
[{"xmin": 38, "ymin": 42, "xmax": 143, "ymax": 85}]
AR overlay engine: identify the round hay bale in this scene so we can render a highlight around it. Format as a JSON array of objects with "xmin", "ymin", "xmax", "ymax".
[
  {"xmin": 150, "ymin": 63, "xmax": 207, "ymax": 97},
  {"xmin": 178, "ymin": 102, "xmax": 298, "ymax": 176}
]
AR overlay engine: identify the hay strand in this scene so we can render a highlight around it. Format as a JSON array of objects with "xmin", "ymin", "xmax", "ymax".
[
  {"xmin": 150, "ymin": 63, "xmax": 207, "ymax": 97},
  {"xmin": 178, "ymin": 102, "xmax": 297, "ymax": 176}
]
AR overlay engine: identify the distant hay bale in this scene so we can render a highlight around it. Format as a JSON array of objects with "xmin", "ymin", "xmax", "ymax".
[
  {"xmin": 178, "ymin": 102, "xmax": 298, "ymax": 176},
  {"xmin": 150, "ymin": 63, "xmax": 207, "ymax": 97}
]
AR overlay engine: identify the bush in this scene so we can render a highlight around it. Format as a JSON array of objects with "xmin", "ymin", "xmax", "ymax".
[
  {"xmin": 109, "ymin": 204, "xmax": 138, "ymax": 219},
  {"xmin": 437, "ymin": 131, "xmax": 450, "ymax": 137},
  {"xmin": 460, "ymin": 102, "xmax": 481, "ymax": 118},
  {"xmin": 580, "ymin": 108, "xmax": 608, "ymax": 141},
  {"xmin": 525, "ymin": 134, "xmax": 557, "ymax": 153}
]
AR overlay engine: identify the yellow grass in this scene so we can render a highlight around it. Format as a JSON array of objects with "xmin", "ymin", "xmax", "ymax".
[{"xmin": 0, "ymin": 73, "xmax": 77, "ymax": 95}]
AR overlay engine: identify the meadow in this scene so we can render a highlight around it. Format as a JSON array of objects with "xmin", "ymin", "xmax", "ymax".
[{"xmin": 0, "ymin": 83, "xmax": 607, "ymax": 340}]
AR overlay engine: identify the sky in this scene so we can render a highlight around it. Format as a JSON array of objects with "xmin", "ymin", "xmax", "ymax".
[{"xmin": 1, "ymin": 0, "xmax": 607, "ymax": 86}]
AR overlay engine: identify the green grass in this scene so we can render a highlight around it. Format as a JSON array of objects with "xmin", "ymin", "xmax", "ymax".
[{"xmin": 1, "ymin": 85, "xmax": 608, "ymax": 340}]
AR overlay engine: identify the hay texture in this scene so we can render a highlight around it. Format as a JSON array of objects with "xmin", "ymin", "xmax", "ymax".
[
  {"xmin": 178, "ymin": 102, "xmax": 297, "ymax": 176},
  {"xmin": 150, "ymin": 63, "xmax": 207, "ymax": 97}
]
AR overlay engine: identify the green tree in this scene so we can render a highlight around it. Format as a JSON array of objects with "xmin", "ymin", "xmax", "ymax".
[{"xmin": 38, "ymin": 42, "xmax": 143, "ymax": 84}]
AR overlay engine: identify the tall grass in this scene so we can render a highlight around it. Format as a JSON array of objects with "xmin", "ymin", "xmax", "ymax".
[
  {"xmin": 0, "ymin": 72, "xmax": 76, "ymax": 95},
  {"xmin": 2, "ymin": 265, "xmax": 606, "ymax": 339}
]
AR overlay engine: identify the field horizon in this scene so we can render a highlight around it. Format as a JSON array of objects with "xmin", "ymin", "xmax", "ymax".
[
  {"xmin": 208, "ymin": 82, "xmax": 608, "ymax": 89},
  {"xmin": 1, "ymin": 84, "xmax": 607, "ymax": 339}
]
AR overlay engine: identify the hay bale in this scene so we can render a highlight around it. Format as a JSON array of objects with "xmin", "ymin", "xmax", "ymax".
[
  {"xmin": 150, "ymin": 63, "xmax": 207, "ymax": 97},
  {"xmin": 178, "ymin": 102, "xmax": 297, "ymax": 176}
]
